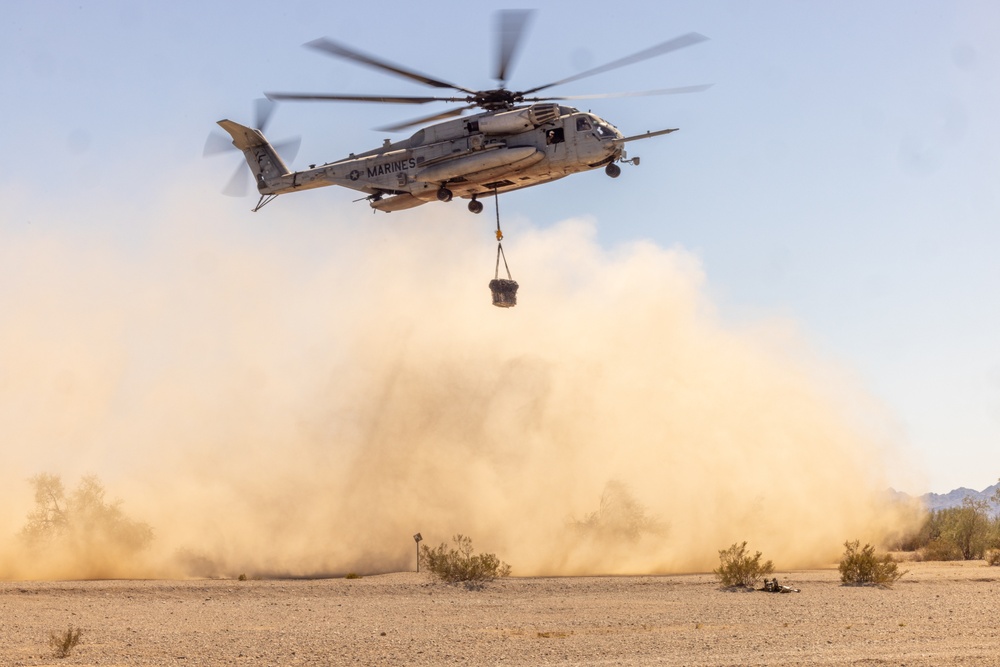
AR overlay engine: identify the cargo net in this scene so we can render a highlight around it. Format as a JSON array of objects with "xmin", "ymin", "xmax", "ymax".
[
  {"xmin": 490, "ymin": 243, "xmax": 518, "ymax": 308},
  {"xmin": 489, "ymin": 190, "xmax": 518, "ymax": 308}
]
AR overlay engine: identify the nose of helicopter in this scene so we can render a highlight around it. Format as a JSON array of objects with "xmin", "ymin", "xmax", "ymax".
[{"xmin": 603, "ymin": 127, "xmax": 624, "ymax": 156}]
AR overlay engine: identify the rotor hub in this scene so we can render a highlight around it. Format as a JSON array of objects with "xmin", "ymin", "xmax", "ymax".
[{"xmin": 473, "ymin": 89, "xmax": 522, "ymax": 111}]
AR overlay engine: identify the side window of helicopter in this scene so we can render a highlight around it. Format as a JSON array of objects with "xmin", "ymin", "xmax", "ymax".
[
  {"xmin": 545, "ymin": 128, "xmax": 565, "ymax": 145},
  {"xmin": 576, "ymin": 117, "xmax": 592, "ymax": 132}
]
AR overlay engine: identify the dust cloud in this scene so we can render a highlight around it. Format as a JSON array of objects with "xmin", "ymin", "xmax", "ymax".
[{"xmin": 0, "ymin": 190, "xmax": 922, "ymax": 579}]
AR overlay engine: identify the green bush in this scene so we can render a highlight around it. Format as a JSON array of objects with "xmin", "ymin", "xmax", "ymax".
[
  {"xmin": 900, "ymin": 496, "xmax": 1000, "ymax": 561},
  {"xmin": 839, "ymin": 540, "xmax": 906, "ymax": 588},
  {"xmin": 944, "ymin": 499, "xmax": 992, "ymax": 560},
  {"xmin": 918, "ymin": 538, "xmax": 963, "ymax": 562},
  {"xmin": 420, "ymin": 534, "xmax": 511, "ymax": 589},
  {"xmin": 713, "ymin": 542, "xmax": 774, "ymax": 589}
]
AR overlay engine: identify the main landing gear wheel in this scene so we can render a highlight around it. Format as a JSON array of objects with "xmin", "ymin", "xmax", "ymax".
[
  {"xmin": 437, "ymin": 186, "xmax": 453, "ymax": 202},
  {"xmin": 605, "ymin": 163, "xmax": 622, "ymax": 178},
  {"xmin": 468, "ymin": 198, "xmax": 484, "ymax": 214}
]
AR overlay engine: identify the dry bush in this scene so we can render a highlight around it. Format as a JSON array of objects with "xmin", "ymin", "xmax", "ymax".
[
  {"xmin": 839, "ymin": 540, "xmax": 906, "ymax": 588},
  {"xmin": 985, "ymin": 549, "xmax": 1000, "ymax": 566},
  {"xmin": 713, "ymin": 542, "xmax": 774, "ymax": 589},
  {"xmin": 420, "ymin": 534, "xmax": 511, "ymax": 589},
  {"xmin": 50, "ymin": 626, "xmax": 82, "ymax": 658}
]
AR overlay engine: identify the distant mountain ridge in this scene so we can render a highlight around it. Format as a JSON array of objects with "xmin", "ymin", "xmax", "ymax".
[{"xmin": 891, "ymin": 482, "xmax": 1000, "ymax": 512}]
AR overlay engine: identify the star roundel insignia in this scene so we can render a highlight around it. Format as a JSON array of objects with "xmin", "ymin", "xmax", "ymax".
[{"xmin": 349, "ymin": 169, "xmax": 361, "ymax": 181}]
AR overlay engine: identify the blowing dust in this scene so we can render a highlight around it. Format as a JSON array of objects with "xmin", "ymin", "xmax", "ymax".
[{"xmin": 0, "ymin": 194, "xmax": 921, "ymax": 579}]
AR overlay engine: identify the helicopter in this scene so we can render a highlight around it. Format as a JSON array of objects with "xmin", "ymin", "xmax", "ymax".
[{"xmin": 208, "ymin": 11, "xmax": 709, "ymax": 214}]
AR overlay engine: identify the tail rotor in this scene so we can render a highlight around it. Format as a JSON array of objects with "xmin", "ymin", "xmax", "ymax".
[{"xmin": 204, "ymin": 99, "xmax": 300, "ymax": 197}]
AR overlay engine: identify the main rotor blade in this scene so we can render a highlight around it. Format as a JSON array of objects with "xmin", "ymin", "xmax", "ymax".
[
  {"xmin": 265, "ymin": 92, "xmax": 469, "ymax": 105},
  {"xmin": 305, "ymin": 38, "xmax": 477, "ymax": 95},
  {"xmin": 376, "ymin": 105, "xmax": 478, "ymax": 133},
  {"xmin": 537, "ymin": 84, "xmax": 714, "ymax": 101},
  {"xmin": 520, "ymin": 32, "xmax": 709, "ymax": 96},
  {"xmin": 495, "ymin": 9, "xmax": 535, "ymax": 85}
]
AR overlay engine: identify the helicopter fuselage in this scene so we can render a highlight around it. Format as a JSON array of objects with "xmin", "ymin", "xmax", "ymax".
[{"xmin": 240, "ymin": 104, "xmax": 630, "ymax": 213}]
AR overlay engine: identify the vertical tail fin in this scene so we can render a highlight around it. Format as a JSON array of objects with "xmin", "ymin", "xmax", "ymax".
[{"xmin": 216, "ymin": 119, "xmax": 290, "ymax": 191}]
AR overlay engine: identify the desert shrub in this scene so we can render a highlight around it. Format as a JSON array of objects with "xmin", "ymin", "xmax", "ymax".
[
  {"xmin": 918, "ymin": 537, "xmax": 963, "ymax": 562},
  {"xmin": 50, "ymin": 626, "xmax": 82, "ymax": 658},
  {"xmin": 839, "ymin": 540, "xmax": 906, "ymax": 587},
  {"xmin": 420, "ymin": 534, "xmax": 511, "ymax": 589},
  {"xmin": 944, "ymin": 499, "xmax": 992, "ymax": 560},
  {"xmin": 713, "ymin": 542, "xmax": 774, "ymax": 589},
  {"xmin": 896, "ymin": 512, "xmax": 935, "ymax": 552},
  {"xmin": 985, "ymin": 549, "xmax": 1000, "ymax": 566},
  {"xmin": 344, "ymin": 572, "xmax": 362, "ymax": 579},
  {"xmin": 902, "ymin": 499, "xmax": 996, "ymax": 561}
]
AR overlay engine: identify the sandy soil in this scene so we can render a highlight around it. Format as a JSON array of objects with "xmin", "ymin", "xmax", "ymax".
[{"xmin": 2, "ymin": 560, "xmax": 999, "ymax": 666}]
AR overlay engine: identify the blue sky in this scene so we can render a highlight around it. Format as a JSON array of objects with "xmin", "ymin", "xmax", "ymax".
[{"xmin": 3, "ymin": 1, "xmax": 999, "ymax": 494}]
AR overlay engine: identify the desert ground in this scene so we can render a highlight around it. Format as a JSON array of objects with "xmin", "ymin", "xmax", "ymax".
[{"xmin": 2, "ymin": 560, "xmax": 998, "ymax": 666}]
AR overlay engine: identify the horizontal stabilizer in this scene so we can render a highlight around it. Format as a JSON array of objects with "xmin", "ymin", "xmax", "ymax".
[
  {"xmin": 214, "ymin": 119, "xmax": 291, "ymax": 189},
  {"xmin": 217, "ymin": 119, "xmax": 268, "ymax": 151}
]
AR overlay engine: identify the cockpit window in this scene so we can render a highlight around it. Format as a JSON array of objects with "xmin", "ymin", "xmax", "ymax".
[
  {"xmin": 576, "ymin": 117, "xmax": 592, "ymax": 131},
  {"xmin": 595, "ymin": 124, "xmax": 616, "ymax": 138}
]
